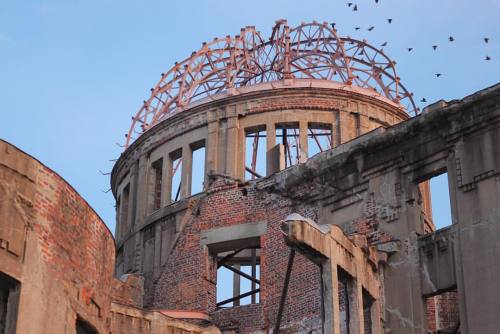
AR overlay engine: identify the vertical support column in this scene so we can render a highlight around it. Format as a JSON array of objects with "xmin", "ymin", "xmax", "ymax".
[
  {"xmin": 266, "ymin": 122, "xmax": 276, "ymax": 152},
  {"xmin": 128, "ymin": 163, "xmax": 141, "ymax": 272},
  {"xmin": 299, "ymin": 121, "xmax": 308, "ymax": 163},
  {"xmin": 371, "ymin": 299, "xmax": 382, "ymax": 334},
  {"xmin": 134, "ymin": 156, "xmax": 148, "ymax": 227},
  {"xmin": 237, "ymin": 125, "xmax": 246, "ymax": 180},
  {"xmin": 338, "ymin": 110, "xmax": 356, "ymax": 143},
  {"xmin": 181, "ymin": 145, "xmax": 192, "ymax": 199},
  {"xmin": 321, "ymin": 258, "xmax": 340, "ymax": 334},
  {"xmin": 225, "ymin": 115, "xmax": 239, "ymax": 178},
  {"xmin": 251, "ymin": 249, "xmax": 257, "ymax": 304},
  {"xmin": 206, "ymin": 120, "xmax": 219, "ymax": 178},
  {"xmin": 233, "ymin": 264, "xmax": 241, "ymax": 307},
  {"xmin": 351, "ymin": 279, "xmax": 365, "ymax": 334},
  {"xmin": 154, "ymin": 222, "xmax": 162, "ymax": 273},
  {"xmin": 163, "ymin": 154, "xmax": 173, "ymax": 206},
  {"xmin": 333, "ymin": 109, "xmax": 341, "ymax": 148}
]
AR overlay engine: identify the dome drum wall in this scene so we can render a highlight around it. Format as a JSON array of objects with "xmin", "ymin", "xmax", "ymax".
[{"xmin": 111, "ymin": 81, "xmax": 410, "ymax": 273}]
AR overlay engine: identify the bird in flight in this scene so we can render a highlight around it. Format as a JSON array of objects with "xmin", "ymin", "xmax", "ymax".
[
  {"xmin": 421, "ymin": 98, "xmax": 427, "ymax": 103},
  {"xmin": 387, "ymin": 18, "xmax": 392, "ymax": 24},
  {"xmin": 432, "ymin": 45, "xmax": 438, "ymax": 50},
  {"xmin": 484, "ymin": 37, "xmax": 490, "ymax": 43},
  {"xmin": 435, "ymin": 73, "xmax": 442, "ymax": 77},
  {"xmin": 407, "ymin": 48, "xmax": 413, "ymax": 52},
  {"xmin": 381, "ymin": 42, "xmax": 388, "ymax": 47},
  {"xmin": 485, "ymin": 56, "xmax": 491, "ymax": 61},
  {"xmin": 353, "ymin": 4, "xmax": 358, "ymax": 11},
  {"xmin": 375, "ymin": 0, "xmax": 379, "ymax": 3},
  {"xmin": 368, "ymin": 26, "xmax": 375, "ymax": 31},
  {"xmin": 355, "ymin": 27, "xmax": 361, "ymax": 30},
  {"xmin": 449, "ymin": 36, "xmax": 455, "ymax": 42},
  {"xmin": 347, "ymin": 2, "xmax": 353, "ymax": 6}
]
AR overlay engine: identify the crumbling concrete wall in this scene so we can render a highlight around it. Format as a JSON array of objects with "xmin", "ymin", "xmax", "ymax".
[{"xmin": 263, "ymin": 83, "xmax": 500, "ymax": 333}]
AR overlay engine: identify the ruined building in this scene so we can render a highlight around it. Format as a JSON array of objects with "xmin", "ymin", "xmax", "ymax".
[{"xmin": 1, "ymin": 20, "xmax": 500, "ymax": 334}]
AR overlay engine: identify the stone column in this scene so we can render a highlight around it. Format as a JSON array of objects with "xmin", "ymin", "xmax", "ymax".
[
  {"xmin": 181, "ymin": 145, "xmax": 193, "ymax": 199},
  {"xmin": 163, "ymin": 154, "xmax": 173, "ymax": 206},
  {"xmin": 299, "ymin": 121, "xmax": 308, "ymax": 163}
]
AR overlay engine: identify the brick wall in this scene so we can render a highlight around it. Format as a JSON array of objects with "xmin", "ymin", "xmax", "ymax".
[
  {"xmin": 33, "ymin": 164, "xmax": 116, "ymax": 317},
  {"xmin": 152, "ymin": 176, "xmax": 322, "ymax": 333}
]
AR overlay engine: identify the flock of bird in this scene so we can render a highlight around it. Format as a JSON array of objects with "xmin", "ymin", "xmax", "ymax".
[{"xmin": 343, "ymin": 1, "xmax": 493, "ymax": 104}]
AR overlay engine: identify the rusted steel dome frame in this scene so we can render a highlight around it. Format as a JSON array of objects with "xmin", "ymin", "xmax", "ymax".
[{"xmin": 126, "ymin": 20, "xmax": 417, "ymax": 148}]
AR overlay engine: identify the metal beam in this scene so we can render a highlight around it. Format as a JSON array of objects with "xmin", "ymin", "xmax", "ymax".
[{"xmin": 274, "ymin": 249, "xmax": 296, "ymax": 333}]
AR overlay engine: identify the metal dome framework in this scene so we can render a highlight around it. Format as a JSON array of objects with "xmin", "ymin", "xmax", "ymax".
[{"xmin": 126, "ymin": 19, "xmax": 417, "ymax": 148}]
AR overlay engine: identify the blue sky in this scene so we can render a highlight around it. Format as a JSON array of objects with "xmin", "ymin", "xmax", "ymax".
[{"xmin": 0, "ymin": 0, "xmax": 498, "ymax": 233}]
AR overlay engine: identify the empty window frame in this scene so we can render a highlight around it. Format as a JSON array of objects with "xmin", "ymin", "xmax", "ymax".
[
  {"xmin": 276, "ymin": 123, "xmax": 301, "ymax": 168},
  {"xmin": 0, "ymin": 272, "xmax": 20, "ymax": 334},
  {"xmin": 363, "ymin": 289, "xmax": 374, "ymax": 334},
  {"xmin": 419, "ymin": 171, "xmax": 452, "ymax": 231},
  {"xmin": 170, "ymin": 149, "xmax": 183, "ymax": 203},
  {"xmin": 308, "ymin": 123, "xmax": 333, "ymax": 157},
  {"xmin": 191, "ymin": 141, "xmax": 206, "ymax": 195},
  {"xmin": 338, "ymin": 268, "xmax": 351, "ymax": 334},
  {"xmin": 214, "ymin": 239, "xmax": 261, "ymax": 308},
  {"xmin": 115, "ymin": 196, "xmax": 121, "ymax": 238},
  {"xmin": 245, "ymin": 127, "xmax": 266, "ymax": 180},
  {"xmin": 120, "ymin": 184, "xmax": 130, "ymax": 238},
  {"xmin": 150, "ymin": 158, "xmax": 163, "ymax": 212}
]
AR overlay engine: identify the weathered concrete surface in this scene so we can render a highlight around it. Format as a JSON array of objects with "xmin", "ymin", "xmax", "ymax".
[
  {"xmin": 262, "ymin": 83, "xmax": 500, "ymax": 333},
  {"xmin": 284, "ymin": 215, "xmax": 382, "ymax": 334}
]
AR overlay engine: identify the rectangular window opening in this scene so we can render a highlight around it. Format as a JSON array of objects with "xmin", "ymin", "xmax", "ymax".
[
  {"xmin": 0, "ymin": 272, "xmax": 20, "ymax": 334},
  {"xmin": 214, "ymin": 239, "xmax": 261, "ymax": 308},
  {"xmin": 150, "ymin": 158, "xmax": 163, "ymax": 212},
  {"xmin": 276, "ymin": 123, "xmax": 300, "ymax": 168},
  {"xmin": 308, "ymin": 123, "xmax": 333, "ymax": 157},
  {"xmin": 419, "ymin": 171, "xmax": 452, "ymax": 232},
  {"xmin": 115, "ymin": 196, "xmax": 121, "ymax": 238},
  {"xmin": 363, "ymin": 289, "xmax": 374, "ymax": 334},
  {"xmin": 170, "ymin": 150, "xmax": 182, "ymax": 203},
  {"xmin": 245, "ymin": 127, "xmax": 267, "ymax": 180},
  {"xmin": 191, "ymin": 141, "xmax": 206, "ymax": 195},
  {"xmin": 338, "ymin": 268, "xmax": 351, "ymax": 334},
  {"xmin": 120, "ymin": 184, "xmax": 130, "ymax": 238}
]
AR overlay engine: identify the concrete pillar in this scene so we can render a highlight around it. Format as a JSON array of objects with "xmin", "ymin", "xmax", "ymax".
[
  {"xmin": 218, "ymin": 119, "xmax": 228, "ymax": 174},
  {"xmin": 338, "ymin": 110, "xmax": 356, "ymax": 143},
  {"xmin": 133, "ymin": 156, "xmax": 148, "ymax": 227},
  {"xmin": 206, "ymin": 120, "xmax": 219, "ymax": 175},
  {"xmin": 266, "ymin": 122, "xmax": 276, "ymax": 152},
  {"xmin": 299, "ymin": 121, "xmax": 308, "ymax": 163},
  {"xmin": 154, "ymin": 223, "xmax": 162, "ymax": 273},
  {"xmin": 371, "ymin": 299, "xmax": 382, "ymax": 334},
  {"xmin": 321, "ymin": 261, "xmax": 335, "ymax": 333},
  {"xmin": 181, "ymin": 145, "xmax": 192, "ymax": 199},
  {"xmin": 333, "ymin": 110, "xmax": 341, "ymax": 148},
  {"xmin": 233, "ymin": 264, "xmax": 241, "ymax": 307},
  {"xmin": 351, "ymin": 279, "xmax": 365, "ymax": 334},
  {"xmin": 163, "ymin": 154, "xmax": 173, "ymax": 206},
  {"xmin": 225, "ymin": 116, "xmax": 239, "ymax": 177},
  {"xmin": 129, "ymin": 163, "xmax": 139, "ymax": 235}
]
